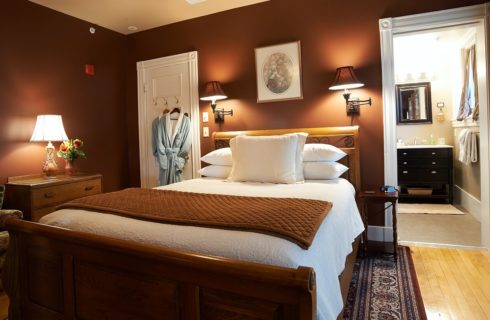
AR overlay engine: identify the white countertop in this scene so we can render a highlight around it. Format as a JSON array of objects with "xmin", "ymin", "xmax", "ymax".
[{"xmin": 397, "ymin": 144, "xmax": 453, "ymax": 149}]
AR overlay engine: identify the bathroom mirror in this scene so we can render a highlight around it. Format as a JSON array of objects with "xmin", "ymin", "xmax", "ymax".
[{"xmin": 396, "ymin": 82, "xmax": 432, "ymax": 124}]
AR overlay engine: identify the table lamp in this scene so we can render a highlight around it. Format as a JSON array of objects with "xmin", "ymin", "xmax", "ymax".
[{"xmin": 30, "ymin": 115, "xmax": 69, "ymax": 176}]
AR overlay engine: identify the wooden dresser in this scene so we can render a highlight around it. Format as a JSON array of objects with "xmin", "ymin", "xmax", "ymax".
[
  {"xmin": 4, "ymin": 174, "xmax": 102, "ymax": 221},
  {"xmin": 397, "ymin": 146, "xmax": 453, "ymax": 203}
]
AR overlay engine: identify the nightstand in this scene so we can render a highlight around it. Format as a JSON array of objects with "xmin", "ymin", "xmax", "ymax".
[
  {"xmin": 357, "ymin": 190, "xmax": 399, "ymax": 259},
  {"xmin": 4, "ymin": 174, "xmax": 102, "ymax": 222}
]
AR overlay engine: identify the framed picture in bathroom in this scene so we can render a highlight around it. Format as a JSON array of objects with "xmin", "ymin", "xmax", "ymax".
[{"xmin": 396, "ymin": 82, "xmax": 432, "ymax": 124}]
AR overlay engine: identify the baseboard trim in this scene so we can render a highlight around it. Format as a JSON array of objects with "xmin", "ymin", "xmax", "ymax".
[
  {"xmin": 454, "ymin": 185, "xmax": 481, "ymax": 222},
  {"xmin": 367, "ymin": 225, "xmax": 393, "ymax": 242},
  {"xmin": 399, "ymin": 240, "xmax": 486, "ymax": 251}
]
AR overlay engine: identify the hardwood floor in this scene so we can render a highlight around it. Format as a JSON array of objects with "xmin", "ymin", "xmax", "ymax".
[
  {"xmin": 411, "ymin": 246, "xmax": 490, "ymax": 320},
  {"xmin": 0, "ymin": 246, "xmax": 488, "ymax": 319}
]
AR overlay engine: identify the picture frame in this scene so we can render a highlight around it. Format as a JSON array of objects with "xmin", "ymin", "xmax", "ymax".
[
  {"xmin": 396, "ymin": 82, "xmax": 432, "ymax": 124},
  {"xmin": 255, "ymin": 41, "xmax": 303, "ymax": 103}
]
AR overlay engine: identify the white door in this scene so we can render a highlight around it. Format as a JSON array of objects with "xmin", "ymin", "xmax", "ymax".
[{"xmin": 137, "ymin": 52, "xmax": 201, "ymax": 188}]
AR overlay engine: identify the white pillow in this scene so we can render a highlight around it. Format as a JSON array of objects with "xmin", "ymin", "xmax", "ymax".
[
  {"xmin": 228, "ymin": 135, "xmax": 299, "ymax": 184},
  {"xmin": 285, "ymin": 132, "xmax": 308, "ymax": 182},
  {"xmin": 303, "ymin": 162, "xmax": 349, "ymax": 180},
  {"xmin": 303, "ymin": 144, "xmax": 347, "ymax": 162},
  {"xmin": 199, "ymin": 165, "xmax": 232, "ymax": 179},
  {"xmin": 201, "ymin": 147, "xmax": 232, "ymax": 165}
]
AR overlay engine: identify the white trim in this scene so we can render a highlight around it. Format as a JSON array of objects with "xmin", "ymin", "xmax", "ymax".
[
  {"xmin": 137, "ymin": 52, "xmax": 201, "ymax": 188},
  {"xmin": 380, "ymin": 3, "xmax": 490, "ymax": 249},
  {"xmin": 454, "ymin": 185, "xmax": 482, "ymax": 222},
  {"xmin": 398, "ymin": 240, "xmax": 486, "ymax": 251}
]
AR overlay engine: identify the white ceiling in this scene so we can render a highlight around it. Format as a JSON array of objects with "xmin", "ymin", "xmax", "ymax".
[{"xmin": 29, "ymin": 0, "xmax": 269, "ymax": 35}]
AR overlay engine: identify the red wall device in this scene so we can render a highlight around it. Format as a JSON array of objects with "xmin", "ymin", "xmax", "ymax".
[{"xmin": 85, "ymin": 64, "xmax": 95, "ymax": 76}]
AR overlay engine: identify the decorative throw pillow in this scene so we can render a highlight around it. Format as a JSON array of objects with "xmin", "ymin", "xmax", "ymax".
[
  {"xmin": 285, "ymin": 132, "xmax": 308, "ymax": 182},
  {"xmin": 228, "ymin": 134, "xmax": 299, "ymax": 184},
  {"xmin": 199, "ymin": 165, "xmax": 232, "ymax": 179},
  {"xmin": 303, "ymin": 143, "xmax": 347, "ymax": 162},
  {"xmin": 200, "ymin": 147, "xmax": 232, "ymax": 166},
  {"xmin": 303, "ymin": 162, "xmax": 349, "ymax": 180}
]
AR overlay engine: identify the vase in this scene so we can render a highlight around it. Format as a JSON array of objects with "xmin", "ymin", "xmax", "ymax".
[{"xmin": 64, "ymin": 159, "xmax": 77, "ymax": 176}]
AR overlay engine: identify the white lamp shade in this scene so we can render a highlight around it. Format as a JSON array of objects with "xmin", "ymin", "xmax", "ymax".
[{"xmin": 30, "ymin": 115, "xmax": 69, "ymax": 142}]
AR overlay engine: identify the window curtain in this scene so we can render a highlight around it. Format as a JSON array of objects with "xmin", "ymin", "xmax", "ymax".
[{"xmin": 457, "ymin": 45, "xmax": 479, "ymax": 121}]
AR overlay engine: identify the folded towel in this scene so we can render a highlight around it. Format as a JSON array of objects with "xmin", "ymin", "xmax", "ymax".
[
  {"xmin": 470, "ymin": 131, "xmax": 478, "ymax": 163},
  {"xmin": 459, "ymin": 128, "xmax": 479, "ymax": 164},
  {"xmin": 459, "ymin": 129, "xmax": 470, "ymax": 164}
]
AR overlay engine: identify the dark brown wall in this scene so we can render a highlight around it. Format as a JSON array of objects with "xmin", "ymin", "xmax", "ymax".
[
  {"xmin": 126, "ymin": 0, "xmax": 483, "ymax": 224},
  {"xmin": 0, "ymin": 1, "xmax": 127, "ymax": 191}
]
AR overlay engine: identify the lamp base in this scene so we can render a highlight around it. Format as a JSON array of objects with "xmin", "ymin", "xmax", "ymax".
[{"xmin": 42, "ymin": 141, "xmax": 59, "ymax": 177}]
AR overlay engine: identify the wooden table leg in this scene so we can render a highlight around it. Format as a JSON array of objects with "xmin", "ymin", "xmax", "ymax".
[
  {"xmin": 392, "ymin": 200, "xmax": 397, "ymax": 260},
  {"xmin": 361, "ymin": 200, "xmax": 368, "ymax": 257}
]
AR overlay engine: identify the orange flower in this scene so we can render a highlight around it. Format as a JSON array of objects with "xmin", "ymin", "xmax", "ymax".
[{"xmin": 59, "ymin": 143, "xmax": 68, "ymax": 152}]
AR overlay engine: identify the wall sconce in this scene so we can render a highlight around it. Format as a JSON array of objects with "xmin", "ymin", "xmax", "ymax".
[
  {"xmin": 329, "ymin": 66, "xmax": 372, "ymax": 116},
  {"xmin": 200, "ymin": 81, "xmax": 233, "ymax": 121},
  {"xmin": 30, "ymin": 115, "xmax": 69, "ymax": 177},
  {"xmin": 436, "ymin": 102, "xmax": 445, "ymax": 122}
]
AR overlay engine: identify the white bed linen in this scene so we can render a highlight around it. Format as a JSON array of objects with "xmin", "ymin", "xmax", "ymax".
[{"xmin": 40, "ymin": 178, "xmax": 364, "ymax": 320}]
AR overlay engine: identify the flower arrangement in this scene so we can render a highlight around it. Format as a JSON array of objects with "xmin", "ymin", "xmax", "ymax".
[{"xmin": 57, "ymin": 139, "xmax": 86, "ymax": 162}]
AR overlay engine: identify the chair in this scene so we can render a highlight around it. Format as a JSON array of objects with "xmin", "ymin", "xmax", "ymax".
[{"xmin": 0, "ymin": 185, "xmax": 23, "ymax": 291}]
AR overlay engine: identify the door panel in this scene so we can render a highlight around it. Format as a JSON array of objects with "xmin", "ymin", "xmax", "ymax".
[{"xmin": 137, "ymin": 52, "xmax": 200, "ymax": 188}]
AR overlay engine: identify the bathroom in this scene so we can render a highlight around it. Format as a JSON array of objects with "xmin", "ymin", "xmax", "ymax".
[{"xmin": 393, "ymin": 25, "xmax": 484, "ymax": 248}]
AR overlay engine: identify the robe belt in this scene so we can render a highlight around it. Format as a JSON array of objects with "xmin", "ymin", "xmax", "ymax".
[{"xmin": 158, "ymin": 147, "xmax": 184, "ymax": 170}]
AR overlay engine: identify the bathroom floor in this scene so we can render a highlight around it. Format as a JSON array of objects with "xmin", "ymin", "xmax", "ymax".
[{"xmin": 398, "ymin": 206, "xmax": 481, "ymax": 247}]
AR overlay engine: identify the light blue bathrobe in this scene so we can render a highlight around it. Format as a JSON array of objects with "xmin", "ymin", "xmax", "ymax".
[{"xmin": 152, "ymin": 112, "xmax": 192, "ymax": 186}]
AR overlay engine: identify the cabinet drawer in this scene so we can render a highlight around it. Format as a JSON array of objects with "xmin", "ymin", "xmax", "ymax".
[
  {"xmin": 399, "ymin": 158, "xmax": 449, "ymax": 167},
  {"xmin": 32, "ymin": 178, "xmax": 101, "ymax": 209},
  {"xmin": 398, "ymin": 168, "xmax": 449, "ymax": 183},
  {"xmin": 398, "ymin": 148, "xmax": 450, "ymax": 159}
]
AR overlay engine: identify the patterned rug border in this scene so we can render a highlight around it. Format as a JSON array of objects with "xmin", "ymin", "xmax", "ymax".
[{"xmin": 343, "ymin": 246, "xmax": 427, "ymax": 320}]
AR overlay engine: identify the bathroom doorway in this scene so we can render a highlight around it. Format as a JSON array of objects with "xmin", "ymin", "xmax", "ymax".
[{"xmin": 379, "ymin": 4, "xmax": 490, "ymax": 249}]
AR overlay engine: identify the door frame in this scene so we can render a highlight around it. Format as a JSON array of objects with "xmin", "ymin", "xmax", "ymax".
[
  {"xmin": 379, "ymin": 3, "xmax": 490, "ymax": 248},
  {"xmin": 136, "ymin": 52, "xmax": 201, "ymax": 188}
]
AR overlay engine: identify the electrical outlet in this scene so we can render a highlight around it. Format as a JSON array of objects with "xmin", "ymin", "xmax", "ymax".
[
  {"xmin": 203, "ymin": 126, "xmax": 209, "ymax": 137},
  {"xmin": 202, "ymin": 112, "xmax": 209, "ymax": 123}
]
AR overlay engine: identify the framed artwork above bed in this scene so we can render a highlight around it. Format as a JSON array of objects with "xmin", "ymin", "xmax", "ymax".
[{"xmin": 255, "ymin": 41, "xmax": 303, "ymax": 103}]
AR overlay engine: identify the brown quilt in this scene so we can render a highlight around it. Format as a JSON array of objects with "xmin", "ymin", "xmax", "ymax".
[{"xmin": 57, "ymin": 188, "xmax": 333, "ymax": 249}]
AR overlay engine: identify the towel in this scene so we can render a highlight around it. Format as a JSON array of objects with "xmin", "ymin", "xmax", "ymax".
[
  {"xmin": 458, "ymin": 128, "xmax": 478, "ymax": 164},
  {"xmin": 470, "ymin": 130, "xmax": 478, "ymax": 163}
]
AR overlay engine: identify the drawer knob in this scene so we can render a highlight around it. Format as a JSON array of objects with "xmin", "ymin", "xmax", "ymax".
[
  {"xmin": 431, "ymin": 171, "xmax": 437, "ymax": 174},
  {"xmin": 403, "ymin": 171, "xmax": 408, "ymax": 174},
  {"xmin": 403, "ymin": 152, "xmax": 407, "ymax": 155},
  {"xmin": 432, "ymin": 162, "xmax": 436, "ymax": 165},
  {"xmin": 431, "ymin": 152, "xmax": 436, "ymax": 155},
  {"xmin": 403, "ymin": 162, "xmax": 407, "ymax": 165},
  {"xmin": 44, "ymin": 192, "xmax": 55, "ymax": 198},
  {"xmin": 85, "ymin": 186, "xmax": 95, "ymax": 191}
]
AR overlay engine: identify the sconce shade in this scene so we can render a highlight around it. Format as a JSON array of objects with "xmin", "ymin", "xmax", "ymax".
[
  {"xmin": 329, "ymin": 66, "xmax": 364, "ymax": 91},
  {"xmin": 30, "ymin": 115, "xmax": 69, "ymax": 142},
  {"xmin": 200, "ymin": 81, "xmax": 227, "ymax": 101}
]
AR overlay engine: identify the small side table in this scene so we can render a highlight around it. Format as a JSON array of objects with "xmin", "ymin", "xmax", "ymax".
[{"xmin": 357, "ymin": 190, "xmax": 399, "ymax": 259}]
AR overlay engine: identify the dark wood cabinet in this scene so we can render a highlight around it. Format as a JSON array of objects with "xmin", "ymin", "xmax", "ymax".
[{"xmin": 397, "ymin": 147, "xmax": 453, "ymax": 203}]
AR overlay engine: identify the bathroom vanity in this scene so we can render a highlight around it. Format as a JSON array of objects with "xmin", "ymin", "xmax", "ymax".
[{"xmin": 397, "ymin": 145, "xmax": 453, "ymax": 203}]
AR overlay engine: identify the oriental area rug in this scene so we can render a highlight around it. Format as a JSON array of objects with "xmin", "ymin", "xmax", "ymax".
[{"xmin": 343, "ymin": 246, "xmax": 427, "ymax": 320}]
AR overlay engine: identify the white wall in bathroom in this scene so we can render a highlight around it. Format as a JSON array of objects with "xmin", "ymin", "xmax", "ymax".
[{"xmin": 393, "ymin": 28, "xmax": 472, "ymax": 146}]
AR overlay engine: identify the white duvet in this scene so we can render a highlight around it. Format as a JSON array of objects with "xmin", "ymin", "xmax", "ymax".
[{"xmin": 40, "ymin": 178, "xmax": 364, "ymax": 320}]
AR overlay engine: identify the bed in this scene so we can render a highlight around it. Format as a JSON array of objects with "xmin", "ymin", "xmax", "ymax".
[{"xmin": 3, "ymin": 126, "xmax": 363, "ymax": 320}]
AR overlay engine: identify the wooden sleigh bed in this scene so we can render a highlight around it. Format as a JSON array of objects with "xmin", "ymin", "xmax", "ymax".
[{"xmin": 3, "ymin": 126, "xmax": 361, "ymax": 320}]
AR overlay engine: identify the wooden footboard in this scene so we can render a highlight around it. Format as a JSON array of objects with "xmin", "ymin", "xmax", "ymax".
[{"xmin": 3, "ymin": 218, "xmax": 316, "ymax": 319}]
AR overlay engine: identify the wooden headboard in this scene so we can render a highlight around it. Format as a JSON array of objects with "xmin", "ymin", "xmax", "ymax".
[{"xmin": 212, "ymin": 126, "xmax": 361, "ymax": 191}]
